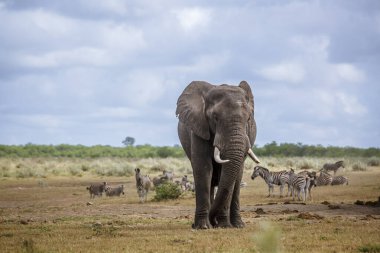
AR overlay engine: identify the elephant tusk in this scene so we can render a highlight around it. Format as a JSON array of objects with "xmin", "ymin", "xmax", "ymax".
[
  {"xmin": 248, "ymin": 148, "xmax": 260, "ymax": 164},
  {"xmin": 214, "ymin": 147, "xmax": 230, "ymax": 164}
]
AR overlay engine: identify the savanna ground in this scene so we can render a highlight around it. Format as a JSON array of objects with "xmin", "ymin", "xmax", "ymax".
[{"xmin": 0, "ymin": 157, "xmax": 379, "ymax": 252}]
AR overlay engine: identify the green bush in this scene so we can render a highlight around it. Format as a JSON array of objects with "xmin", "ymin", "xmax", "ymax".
[
  {"xmin": 106, "ymin": 166, "xmax": 134, "ymax": 177},
  {"xmin": 154, "ymin": 182, "xmax": 182, "ymax": 201},
  {"xmin": 0, "ymin": 166, "xmax": 11, "ymax": 177},
  {"xmin": 352, "ymin": 163, "xmax": 367, "ymax": 171},
  {"xmin": 253, "ymin": 222, "xmax": 282, "ymax": 253},
  {"xmin": 69, "ymin": 167, "xmax": 82, "ymax": 176},
  {"xmin": 15, "ymin": 167, "xmax": 35, "ymax": 178},
  {"xmin": 0, "ymin": 143, "xmax": 379, "ymax": 158},
  {"xmin": 358, "ymin": 244, "xmax": 380, "ymax": 253},
  {"xmin": 299, "ymin": 161, "xmax": 313, "ymax": 170},
  {"xmin": 367, "ymin": 158, "xmax": 380, "ymax": 167},
  {"xmin": 81, "ymin": 164, "xmax": 91, "ymax": 172}
]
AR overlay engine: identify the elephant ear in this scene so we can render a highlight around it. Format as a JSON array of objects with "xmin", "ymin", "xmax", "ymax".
[
  {"xmin": 238, "ymin": 80, "xmax": 254, "ymax": 111},
  {"xmin": 176, "ymin": 81, "xmax": 214, "ymax": 140},
  {"xmin": 239, "ymin": 81, "xmax": 256, "ymax": 146},
  {"xmin": 247, "ymin": 117, "xmax": 257, "ymax": 147}
]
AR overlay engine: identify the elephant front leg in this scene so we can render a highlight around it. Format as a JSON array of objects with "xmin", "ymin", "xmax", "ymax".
[
  {"xmin": 209, "ymin": 188, "xmax": 233, "ymax": 228},
  {"xmin": 191, "ymin": 134, "xmax": 213, "ymax": 229},
  {"xmin": 192, "ymin": 168, "xmax": 213, "ymax": 229}
]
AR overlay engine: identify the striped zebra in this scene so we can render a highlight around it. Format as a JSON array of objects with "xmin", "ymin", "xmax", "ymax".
[
  {"xmin": 251, "ymin": 166, "xmax": 290, "ymax": 197},
  {"xmin": 135, "ymin": 168, "xmax": 152, "ymax": 203},
  {"xmin": 288, "ymin": 169, "xmax": 309, "ymax": 202},
  {"xmin": 105, "ymin": 184, "xmax": 125, "ymax": 197},
  {"xmin": 331, "ymin": 175, "xmax": 349, "ymax": 186},
  {"xmin": 297, "ymin": 171, "xmax": 318, "ymax": 200},
  {"xmin": 86, "ymin": 182, "xmax": 108, "ymax": 199},
  {"xmin": 322, "ymin": 161, "xmax": 344, "ymax": 175},
  {"xmin": 316, "ymin": 170, "xmax": 333, "ymax": 186}
]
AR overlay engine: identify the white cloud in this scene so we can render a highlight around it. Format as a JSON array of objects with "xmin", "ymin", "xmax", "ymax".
[
  {"xmin": 336, "ymin": 92, "xmax": 367, "ymax": 116},
  {"xmin": 9, "ymin": 114, "xmax": 64, "ymax": 129},
  {"xmin": 98, "ymin": 23, "xmax": 146, "ymax": 56},
  {"xmin": 174, "ymin": 7, "xmax": 212, "ymax": 32},
  {"xmin": 333, "ymin": 63, "xmax": 365, "ymax": 83},
  {"xmin": 0, "ymin": 1, "xmax": 378, "ymax": 147},
  {"xmin": 2, "ymin": 8, "xmax": 146, "ymax": 69},
  {"xmin": 91, "ymin": 107, "xmax": 139, "ymax": 119},
  {"xmin": 258, "ymin": 62, "xmax": 306, "ymax": 83},
  {"xmin": 19, "ymin": 47, "xmax": 108, "ymax": 68},
  {"xmin": 119, "ymin": 72, "xmax": 167, "ymax": 107},
  {"xmin": 290, "ymin": 35, "xmax": 330, "ymax": 56},
  {"xmin": 176, "ymin": 52, "xmax": 230, "ymax": 75},
  {"xmin": 85, "ymin": 0, "xmax": 129, "ymax": 16}
]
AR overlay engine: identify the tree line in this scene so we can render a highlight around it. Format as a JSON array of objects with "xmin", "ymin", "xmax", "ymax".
[{"xmin": 0, "ymin": 142, "xmax": 379, "ymax": 158}]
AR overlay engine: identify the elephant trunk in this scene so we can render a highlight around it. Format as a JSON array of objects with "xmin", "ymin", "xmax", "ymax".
[{"xmin": 210, "ymin": 130, "xmax": 247, "ymax": 227}]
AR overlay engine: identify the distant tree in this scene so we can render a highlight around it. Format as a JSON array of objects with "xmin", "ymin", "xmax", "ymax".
[{"xmin": 122, "ymin": 136, "xmax": 135, "ymax": 147}]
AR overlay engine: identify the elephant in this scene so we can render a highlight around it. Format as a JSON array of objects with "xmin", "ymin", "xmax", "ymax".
[{"xmin": 176, "ymin": 80, "xmax": 260, "ymax": 229}]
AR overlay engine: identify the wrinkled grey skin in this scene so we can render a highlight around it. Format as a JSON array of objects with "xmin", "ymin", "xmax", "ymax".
[{"xmin": 176, "ymin": 81, "xmax": 259, "ymax": 229}]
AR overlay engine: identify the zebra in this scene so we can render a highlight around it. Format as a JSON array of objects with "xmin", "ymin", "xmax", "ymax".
[
  {"xmin": 153, "ymin": 175, "xmax": 169, "ymax": 187},
  {"xmin": 105, "ymin": 184, "xmax": 125, "ymax": 197},
  {"xmin": 163, "ymin": 170, "xmax": 174, "ymax": 181},
  {"xmin": 152, "ymin": 170, "xmax": 174, "ymax": 187},
  {"xmin": 322, "ymin": 160, "xmax": 344, "ymax": 175},
  {"xmin": 251, "ymin": 166, "xmax": 290, "ymax": 197},
  {"xmin": 297, "ymin": 170, "xmax": 318, "ymax": 200},
  {"xmin": 331, "ymin": 175, "xmax": 349, "ymax": 186},
  {"xmin": 135, "ymin": 168, "xmax": 152, "ymax": 203},
  {"xmin": 176, "ymin": 176, "xmax": 195, "ymax": 192},
  {"xmin": 288, "ymin": 169, "xmax": 309, "ymax": 201},
  {"xmin": 86, "ymin": 182, "xmax": 108, "ymax": 199},
  {"xmin": 316, "ymin": 170, "xmax": 333, "ymax": 186}
]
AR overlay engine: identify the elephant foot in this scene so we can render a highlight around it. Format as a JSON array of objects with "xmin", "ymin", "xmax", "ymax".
[
  {"xmin": 192, "ymin": 216, "xmax": 211, "ymax": 229},
  {"xmin": 213, "ymin": 216, "xmax": 233, "ymax": 228},
  {"xmin": 231, "ymin": 217, "xmax": 245, "ymax": 228}
]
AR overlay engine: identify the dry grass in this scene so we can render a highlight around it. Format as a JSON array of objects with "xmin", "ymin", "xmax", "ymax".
[{"xmin": 0, "ymin": 157, "xmax": 379, "ymax": 252}]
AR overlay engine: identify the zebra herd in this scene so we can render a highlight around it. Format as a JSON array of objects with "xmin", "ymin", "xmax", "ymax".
[
  {"xmin": 86, "ymin": 182, "xmax": 125, "ymax": 199},
  {"xmin": 86, "ymin": 168, "xmax": 194, "ymax": 203},
  {"xmin": 251, "ymin": 160, "xmax": 348, "ymax": 202},
  {"xmin": 86, "ymin": 161, "xmax": 347, "ymax": 203}
]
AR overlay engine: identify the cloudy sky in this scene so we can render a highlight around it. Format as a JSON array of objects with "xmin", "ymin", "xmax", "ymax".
[{"xmin": 0, "ymin": 0, "xmax": 379, "ymax": 148}]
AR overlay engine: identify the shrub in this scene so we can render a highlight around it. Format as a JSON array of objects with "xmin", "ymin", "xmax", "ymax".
[
  {"xmin": 0, "ymin": 166, "xmax": 10, "ymax": 177},
  {"xmin": 16, "ymin": 167, "xmax": 35, "ymax": 178},
  {"xmin": 106, "ymin": 166, "xmax": 134, "ymax": 177},
  {"xmin": 69, "ymin": 167, "xmax": 82, "ymax": 176},
  {"xmin": 299, "ymin": 161, "xmax": 313, "ymax": 170},
  {"xmin": 253, "ymin": 222, "xmax": 282, "ymax": 253},
  {"xmin": 81, "ymin": 164, "xmax": 91, "ymax": 172},
  {"xmin": 154, "ymin": 182, "xmax": 182, "ymax": 201},
  {"xmin": 352, "ymin": 163, "xmax": 367, "ymax": 171},
  {"xmin": 367, "ymin": 158, "xmax": 380, "ymax": 167},
  {"xmin": 285, "ymin": 160, "xmax": 294, "ymax": 167},
  {"xmin": 358, "ymin": 244, "xmax": 380, "ymax": 253}
]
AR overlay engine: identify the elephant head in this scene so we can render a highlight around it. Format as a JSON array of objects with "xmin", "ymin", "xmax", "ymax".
[{"xmin": 176, "ymin": 80, "xmax": 260, "ymax": 229}]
